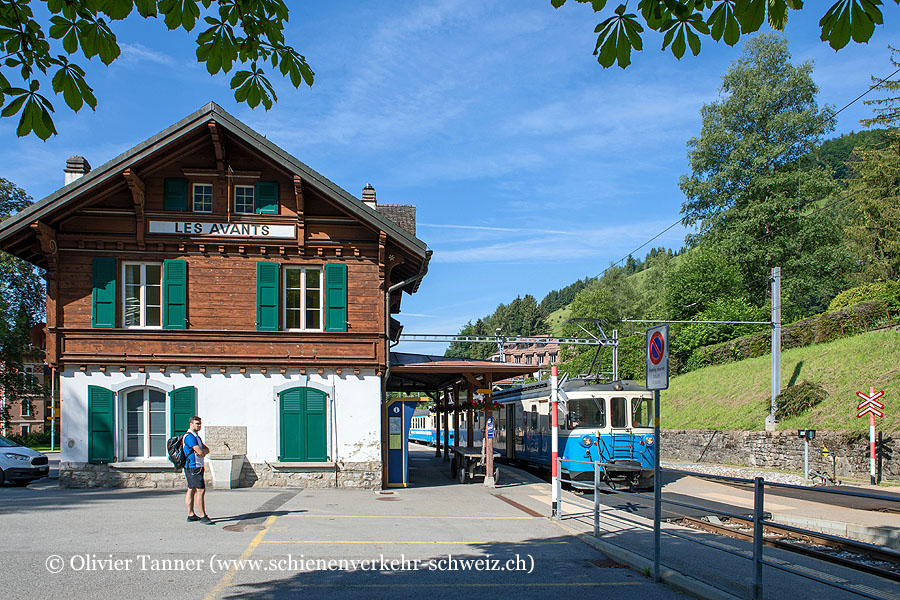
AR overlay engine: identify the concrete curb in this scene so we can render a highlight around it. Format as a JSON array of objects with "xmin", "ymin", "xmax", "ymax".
[
  {"xmin": 770, "ymin": 511, "xmax": 900, "ymax": 550},
  {"xmin": 552, "ymin": 518, "xmax": 742, "ymax": 600}
]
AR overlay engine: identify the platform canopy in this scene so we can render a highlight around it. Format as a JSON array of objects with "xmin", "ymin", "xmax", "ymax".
[{"xmin": 387, "ymin": 352, "xmax": 539, "ymax": 393}]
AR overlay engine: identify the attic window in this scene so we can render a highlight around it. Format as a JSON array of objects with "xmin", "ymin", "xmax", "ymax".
[
  {"xmin": 234, "ymin": 185, "xmax": 254, "ymax": 214},
  {"xmin": 193, "ymin": 184, "xmax": 213, "ymax": 213}
]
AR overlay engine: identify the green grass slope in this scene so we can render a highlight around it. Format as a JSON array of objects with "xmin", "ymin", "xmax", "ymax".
[
  {"xmin": 663, "ymin": 329, "xmax": 900, "ymax": 432},
  {"xmin": 547, "ymin": 306, "xmax": 571, "ymax": 336}
]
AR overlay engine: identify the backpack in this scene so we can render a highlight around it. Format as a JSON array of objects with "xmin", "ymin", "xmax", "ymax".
[{"xmin": 167, "ymin": 434, "xmax": 186, "ymax": 469}]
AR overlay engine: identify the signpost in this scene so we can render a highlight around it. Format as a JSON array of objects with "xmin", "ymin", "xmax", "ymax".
[
  {"xmin": 645, "ymin": 324, "xmax": 668, "ymax": 583},
  {"xmin": 857, "ymin": 387, "xmax": 885, "ymax": 485},
  {"xmin": 551, "ymin": 366, "xmax": 560, "ymax": 519}
]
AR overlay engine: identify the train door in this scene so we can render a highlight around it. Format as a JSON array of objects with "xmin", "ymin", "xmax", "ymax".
[
  {"xmin": 495, "ymin": 405, "xmax": 507, "ymax": 455},
  {"xmin": 505, "ymin": 404, "xmax": 516, "ymax": 458},
  {"xmin": 609, "ymin": 396, "xmax": 633, "ymax": 460},
  {"xmin": 515, "ymin": 402, "xmax": 525, "ymax": 454}
]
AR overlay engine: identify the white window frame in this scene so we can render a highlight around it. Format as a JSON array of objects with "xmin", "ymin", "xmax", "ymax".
[
  {"xmin": 20, "ymin": 400, "xmax": 31, "ymax": 417},
  {"xmin": 282, "ymin": 267, "xmax": 324, "ymax": 332},
  {"xmin": 122, "ymin": 262, "xmax": 163, "ymax": 329},
  {"xmin": 192, "ymin": 183, "xmax": 213, "ymax": 213},
  {"xmin": 234, "ymin": 185, "xmax": 255, "ymax": 214},
  {"xmin": 121, "ymin": 387, "xmax": 169, "ymax": 461}
]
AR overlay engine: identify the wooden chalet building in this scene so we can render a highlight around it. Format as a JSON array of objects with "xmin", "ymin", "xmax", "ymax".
[{"xmin": 0, "ymin": 103, "xmax": 430, "ymax": 488}]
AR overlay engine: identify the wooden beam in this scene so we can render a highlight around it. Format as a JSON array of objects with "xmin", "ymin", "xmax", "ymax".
[
  {"xmin": 31, "ymin": 221, "xmax": 60, "ymax": 366},
  {"xmin": 294, "ymin": 175, "xmax": 305, "ymax": 247},
  {"xmin": 463, "ymin": 373, "xmax": 483, "ymax": 389},
  {"xmin": 122, "ymin": 168, "xmax": 146, "ymax": 248},
  {"xmin": 207, "ymin": 120, "xmax": 226, "ymax": 176}
]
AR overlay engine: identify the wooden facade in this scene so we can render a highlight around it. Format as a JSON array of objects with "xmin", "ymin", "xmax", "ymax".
[
  {"xmin": 0, "ymin": 103, "xmax": 428, "ymax": 374},
  {"xmin": 0, "ymin": 103, "xmax": 429, "ymax": 489}
]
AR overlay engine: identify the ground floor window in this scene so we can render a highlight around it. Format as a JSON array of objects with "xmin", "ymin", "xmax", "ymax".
[
  {"xmin": 279, "ymin": 387, "xmax": 328, "ymax": 462},
  {"xmin": 125, "ymin": 388, "xmax": 167, "ymax": 458}
]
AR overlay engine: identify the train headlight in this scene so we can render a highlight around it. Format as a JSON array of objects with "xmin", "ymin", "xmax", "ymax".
[
  {"xmin": 581, "ymin": 436, "xmax": 593, "ymax": 448},
  {"xmin": 645, "ymin": 436, "xmax": 654, "ymax": 446}
]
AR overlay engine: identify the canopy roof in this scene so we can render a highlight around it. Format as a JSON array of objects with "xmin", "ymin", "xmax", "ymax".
[{"xmin": 388, "ymin": 352, "xmax": 538, "ymax": 393}]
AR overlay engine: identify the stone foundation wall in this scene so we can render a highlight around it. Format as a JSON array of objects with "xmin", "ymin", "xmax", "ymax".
[
  {"xmin": 662, "ymin": 429, "xmax": 899, "ymax": 481},
  {"xmin": 60, "ymin": 460, "xmax": 382, "ymax": 489}
]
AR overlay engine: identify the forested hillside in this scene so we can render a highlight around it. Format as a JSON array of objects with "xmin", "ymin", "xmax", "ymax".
[{"xmin": 445, "ymin": 38, "xmax": 900, "ymax": 391}]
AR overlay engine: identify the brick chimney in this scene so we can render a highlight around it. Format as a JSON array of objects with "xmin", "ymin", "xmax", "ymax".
[
  {"xmin": 362, "ymin": 183, "xmax": 376, "ymax": 209},
  {"xmin": 64, "ymin": 156, "xmax": 91, "ymax": 185}
]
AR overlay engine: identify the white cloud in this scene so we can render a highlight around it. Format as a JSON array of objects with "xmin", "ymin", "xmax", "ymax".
[{"xmin": 118, "ymin": 43, "xmax": 177, "ymax": 66}]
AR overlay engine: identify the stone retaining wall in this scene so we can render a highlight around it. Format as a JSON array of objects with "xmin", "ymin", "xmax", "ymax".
[
  {"xmin": 60, "ymin": 460, "xmax": 382, "ymax": 489},
  {"xmin": 662, "ymin": 429, "xmax": 898, "ymax": 481}
]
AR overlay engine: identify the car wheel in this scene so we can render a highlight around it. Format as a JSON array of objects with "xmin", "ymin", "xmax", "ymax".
[
  {"xmin": 0, "ymin": 469, "xmax": 5, "ymax": 485},
  {"xmin": 12, "ymin": 479, "xmax": 30, "ymax": 487}
]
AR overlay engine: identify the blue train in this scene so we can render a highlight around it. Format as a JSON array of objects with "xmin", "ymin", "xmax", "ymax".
[
  {"xmin": 492, "ymin": 379, "xmax": 655, "ymax": 490},
  {"xmin": 408, "ymin": 379, "xmax": 655, "ymax": 490},
  {"xmin": 409, "ymin": 409, "xmax": 484, "ymax": 447}
]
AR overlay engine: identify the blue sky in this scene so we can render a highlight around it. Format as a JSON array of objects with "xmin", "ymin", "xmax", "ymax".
[{"xmin": 2, "ymin": 2, "xmax": 897, "ymax": 355}]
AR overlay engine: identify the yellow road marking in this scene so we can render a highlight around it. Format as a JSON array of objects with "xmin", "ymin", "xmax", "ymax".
[
  {"xmin": 284, "ymin": 514, "xmax": 536, "ymax": 520},
  {"xmin": 264, "ymin": 583, "xmax": 643, "ymax": 588},
  {"xmin": 203, "ymin": 515, "xmax": 276, "ymax": 600},
  {"xmin": 261, "ymin": 540, "xmax": 571, "ymax": 545}
]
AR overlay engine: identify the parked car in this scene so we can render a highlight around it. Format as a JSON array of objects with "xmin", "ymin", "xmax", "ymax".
[{"xmin": 0, "ymin": 435, "xmax": 49, "ymax": 486}]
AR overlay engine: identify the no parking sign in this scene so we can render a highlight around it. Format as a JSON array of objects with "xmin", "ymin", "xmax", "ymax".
[{"xmin": 646, "ymin": 324, "xmax": 669, "ymax": 390}]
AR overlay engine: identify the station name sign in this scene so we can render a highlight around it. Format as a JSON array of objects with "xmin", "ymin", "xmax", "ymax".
[{"xmin": 148, "ymin": 220, "xmax": 295, "ymax": 239}]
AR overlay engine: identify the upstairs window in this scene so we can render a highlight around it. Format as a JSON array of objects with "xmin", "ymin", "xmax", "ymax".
[
  {"xmin": 193, "ymin": 183, "xmax": 213, "ymax": 213},
  {"xmin": 234, "ymin": 185, "xmax": 255, "ymax": 214},
  {"xmin": 123, "ymin": 263, "xmax": 162, "ymax": 328},
  {"xmin": 284, "ymin": 267, "xmax": 323, "ymax": 330}
]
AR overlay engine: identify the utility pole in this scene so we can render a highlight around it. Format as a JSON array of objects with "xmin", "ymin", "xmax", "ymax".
[{"xmin": 767, "ymin": 267, "xmax": 781, "ymax": 431}]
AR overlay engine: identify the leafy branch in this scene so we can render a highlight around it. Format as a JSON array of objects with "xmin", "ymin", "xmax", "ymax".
[
  {"xmin": 0, "ymin": 0, "xmax": 315, "ymax": 140},
  {"xmin": 553, "ymin": 0, "xmax": 894, "ymax": 69}
]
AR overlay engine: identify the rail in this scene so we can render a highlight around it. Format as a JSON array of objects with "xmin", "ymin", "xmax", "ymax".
[{"xmin": 554, "ymin": 458, "xmax": 900, "ymax": 600}]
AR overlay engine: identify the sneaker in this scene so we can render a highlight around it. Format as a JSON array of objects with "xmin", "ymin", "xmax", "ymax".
[
  {"xmin": 187, "ymin": 515, "xmax": 200, "ymax": 522},
  {"xmin": 199, "ymin": 516, "xmax": 215, "ymax": 525}
]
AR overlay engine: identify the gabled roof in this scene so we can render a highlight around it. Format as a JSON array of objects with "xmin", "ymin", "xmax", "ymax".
[{"xmin": 0, "ymin": 102, "xmax": 427, "ymax": 260}]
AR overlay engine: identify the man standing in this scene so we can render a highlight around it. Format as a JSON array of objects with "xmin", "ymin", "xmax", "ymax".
[{"xmin": 184, "ymin": 416, "xmax": 213, "ymax": 524}]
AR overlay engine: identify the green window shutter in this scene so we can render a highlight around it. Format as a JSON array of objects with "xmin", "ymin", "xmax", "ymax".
[
  {"xmin": 163, "ymin": 259, "xmax": 187, "ymax": 329},
  {"xmin": 256, "ymin": 262, "xmax": 280, "ymax": 331},
  {"xmin": 255, "ymin": 181, "xmax": 279, "ymax": 215},
  {"xmin": 279, "ymin": 387, "xmax": 328, "ymax": 462},
  {"xmin": 324, "ymin": 264, "xmax": 347, "ymax": 332},
  {"xmin": 304, "ymin": 389, "xmax": 328, "ymax": 461},
  {"xmin": 88, "ymin": 385, "xmax": 115, "ymax": 463},
  {"xmin": 279, "ymin": 388, "xmax": 303, "ymax": 461},
  {"xmin": 164, "ymin": 178, "xmax": 188, "ymax": 211},
  {"xmin": 169, "ymin": 386, "xmax": 196, "ymax": 436},
  {"xmin": 92, "ymin": 257, "xmax": 117, "ymax": 328}
]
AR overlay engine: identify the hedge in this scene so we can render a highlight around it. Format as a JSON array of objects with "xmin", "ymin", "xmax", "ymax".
[{"xmin": 685, "ymin": 300, "xmax": 897, "ymax": 372}]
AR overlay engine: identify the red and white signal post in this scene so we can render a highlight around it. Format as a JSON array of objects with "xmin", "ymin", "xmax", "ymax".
[
  {"xmin": 551, "ymin": 365, "xmax": 559, "ymax": 519},
  {"xmin": 856, "ymin": 387, "xmax": 885, "ymax": 485}
]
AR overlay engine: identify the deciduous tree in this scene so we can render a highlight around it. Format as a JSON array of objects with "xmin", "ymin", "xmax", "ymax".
[
  {"xmin": 552, "ymin": 0, "xmax": 894, "ymax": 69},
  {"xmin": 0, "ymin": 0, "xmax": 314, "ymax": 139}
]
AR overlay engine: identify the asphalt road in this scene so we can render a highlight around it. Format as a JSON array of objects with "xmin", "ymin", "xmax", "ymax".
[{"xmin": 0, "ymin": 447, "xmax": 688, "ymax": 600}]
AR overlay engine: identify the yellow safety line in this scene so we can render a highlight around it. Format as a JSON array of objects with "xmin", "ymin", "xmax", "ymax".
[
  {"xmin": 261, "ymin": 540, "xmax": 570, "ymax": 545},
  {"xmin": 284, "ymin": 514, "xmax": 536, "ymax": 520},
  {"xmin": 203, "ymin": 515, "xmax": 277, "ymax": 600},
  {"xmin": 242, "ymin": 582, "xmax": 643, "ymax": 588}
]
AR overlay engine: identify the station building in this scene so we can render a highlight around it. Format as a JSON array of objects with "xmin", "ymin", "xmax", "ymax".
[{"xmin": 0, "ymin": 103, "xmax": 431, "ymax": 489}]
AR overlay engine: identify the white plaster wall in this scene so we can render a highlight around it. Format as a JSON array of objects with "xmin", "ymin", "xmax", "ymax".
[{"xmin": 60, "ymin": 368, "xmax": 382, "ymax": 464}]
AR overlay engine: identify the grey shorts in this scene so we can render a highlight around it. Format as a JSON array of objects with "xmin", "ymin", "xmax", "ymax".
[{"xmin": 184, "ymin": 466, "xmax": 205, "ymax": 489}]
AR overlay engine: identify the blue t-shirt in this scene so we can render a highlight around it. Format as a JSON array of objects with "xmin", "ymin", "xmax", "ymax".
[{"xmin": 183, "ymin": 432, "xmax": 204, "ymax": 468}]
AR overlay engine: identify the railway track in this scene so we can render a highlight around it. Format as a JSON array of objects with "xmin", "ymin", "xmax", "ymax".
[{"xmin": 678, "ymin": 516, "xmax": 900, "ymax": 583}]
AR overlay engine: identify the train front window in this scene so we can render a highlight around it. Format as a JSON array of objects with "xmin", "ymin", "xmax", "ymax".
[
  {"xmin": 567, "ymin": 398, "xmax": 605, "ymax": 428},
  {"xmin": 632, "ymin": 397, "xmax": 653, "ymax": 428},
  {"xmin": 610, "ymin": 397, "xmax": 627, "ymax": 428}
]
